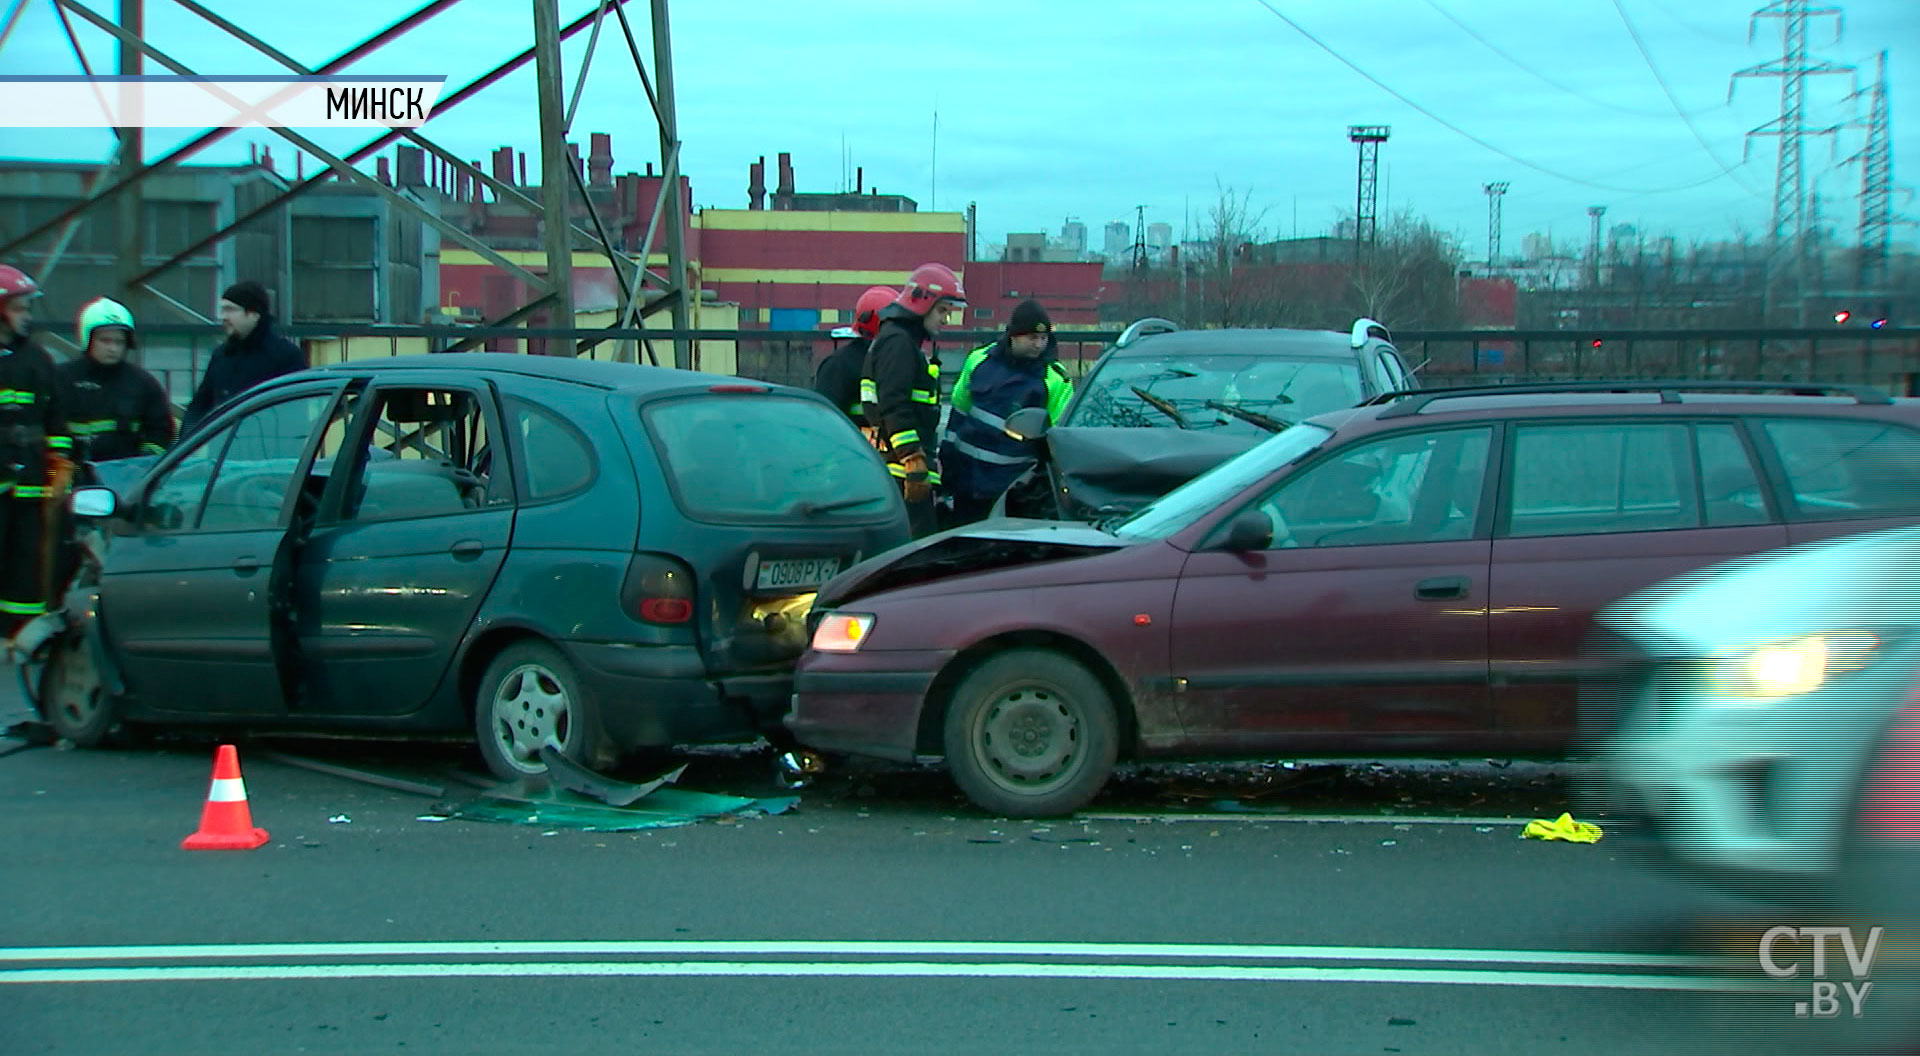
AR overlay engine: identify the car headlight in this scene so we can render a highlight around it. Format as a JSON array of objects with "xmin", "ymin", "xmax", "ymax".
[
  {"xmin": 810, "ymin": 613, "xmax": 875, "ymax": 653},
  {"xmin": 1712, "ymin": 631, "xmax": 1883, "ymax": 698}
]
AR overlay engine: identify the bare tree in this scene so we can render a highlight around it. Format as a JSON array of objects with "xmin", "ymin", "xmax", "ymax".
[
  {"xmin": 1337, "ymin": 210, "xmax": 1466, "ymax": 329},
  {"xmin": 1197, "ymin": 181, "xmax": 1272, "ymax": 328}
]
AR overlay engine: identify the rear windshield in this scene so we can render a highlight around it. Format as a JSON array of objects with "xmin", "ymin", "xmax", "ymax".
[
  {"xmin": 1068, "ymin": 353, "xmax": 1363, "ymax": 435},
  {"xmin": 643, "ymin": 394, "xmax": 900, "ymax": 524}
]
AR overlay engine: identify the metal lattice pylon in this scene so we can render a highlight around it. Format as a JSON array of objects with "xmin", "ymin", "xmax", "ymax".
[
  {"xmin": 1731, "ymin": 0, "xmax": 1854, "ymax": 322},
  {"xmin": 1483, "ymin": 181, "xmax": 1509, "ymax": 266},
  {"xmin": 1347, "ymin": 125, "xmax": 1390, "ymax": 265}
]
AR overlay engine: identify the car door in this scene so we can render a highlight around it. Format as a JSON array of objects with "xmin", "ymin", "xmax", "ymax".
[
  {"xmin": 292, "ymin": 381, "xmax": 515, "ymax": 717},
  {"xmin": 1749, "ymin": 415, "xmax": 1920, "ymax": 547},
  {"xmin": 1486, "ymin": 419, "xmax": 1790, "ymax": 752},
  {"xmin": 102, "ymin": 382, "xmax": 350, "ymax": 715},
  {"xmin": 1169, "ymin": 425, "xmax": 1496, "ymax": 755}
]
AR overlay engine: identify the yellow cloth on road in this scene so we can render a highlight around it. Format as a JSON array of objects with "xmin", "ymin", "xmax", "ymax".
[{"xmin": 1522, "ymin": 813, "xmax": 1603, "ymax": 843}]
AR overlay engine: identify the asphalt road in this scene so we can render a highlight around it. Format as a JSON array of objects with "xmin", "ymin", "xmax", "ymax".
[{"xmin": 0, "ymin": 682, "xmax": 1902, "ymax": 1055}]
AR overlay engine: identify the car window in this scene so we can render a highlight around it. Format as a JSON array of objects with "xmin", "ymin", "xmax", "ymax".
[
  {"xmin": 1377, "ymin": 351, "xmax": 1409, "ymax": 392},
  {"xmin": 644, "ymin": 394, "xmax": 898, "ymax": 524},
  {"xmin": 198, "ymin": 393, "xmax": 336, "ymax": 532},
  {"xmin": 343, "ymin": 388, "xmax": 507, "ymax": 523},
  {"xmin": 141, "ymin": 424, "xmax": 234, "ymax": 532},
  {"xmin": 1068, "ymin": 353, "xmax": 1363, "ymax": 434},
  {"xmin": 1506, "ymin": 422, "xmax": 1698, "ymax": 538},
  {"xmin": 1696, "ymin": 422, "xmax": 1770, "ymax": 527},
  {"xmin": 1246, "ymin": 427, "xmax": 1491, "ymax": 549},
  {"xmin": 509, "ymin": 397, "xmax": 594, "ymax": 502},
  {"xmin": 1113, "ymin": 423, "xmax": 1332, "ymax": 541},
  {"xmin": 1760, "ymin": 418, "xmax": 1920, "ymax": 522}
]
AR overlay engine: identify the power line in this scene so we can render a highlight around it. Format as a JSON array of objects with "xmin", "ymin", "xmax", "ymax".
[
  {"xmin": 1422, "ymin": 0, "xmax": 1690, "ymax": 120},
  {"xmin": 1248, "ymin": 0, "xmax": 1750, "ymax": 197},
  {"xmin": 1610, "ymin": 0, "xmax": 1767, "ymax": 199}
]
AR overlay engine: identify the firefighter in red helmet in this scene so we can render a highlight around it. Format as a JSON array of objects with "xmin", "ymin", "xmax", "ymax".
[
  {"xmin": 0, "ymin": 265, "xmax": 72, "ymax": 644},
  {"xmin": 860, "ymin": 263, "xmax": 965, "ymax": 537},
  {"xmin": 813, "ymin": 284, "xmax": 896, "ymax": 427}
]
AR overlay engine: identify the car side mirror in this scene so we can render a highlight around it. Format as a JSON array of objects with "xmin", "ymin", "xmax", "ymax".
[
  {"xmin": 1003, "ymin": 406, "xmax": 1050, "ymax": 442},
  {"xmin": 70, "ymin": 486, "xmax": 117, "ymax": 519},
  {"xmin": 1218, "ymin": 511, "xmax": 1272, "ymax": 553}
]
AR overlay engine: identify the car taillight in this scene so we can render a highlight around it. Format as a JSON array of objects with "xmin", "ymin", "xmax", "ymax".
[
  {"xmin": 1860, "ymin": 688, "xmax": 1920, "ymax": 838},
  {"xmin": 622, "ymin": 553, "xmax": 696, "ymax": 625},
  {"xmin": 811, "ymin": 613, "xmax": 875, "ymax": 653}
]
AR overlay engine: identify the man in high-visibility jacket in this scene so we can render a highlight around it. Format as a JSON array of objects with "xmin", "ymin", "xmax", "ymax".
[
  {"xmin": 938, "ymin": 298, "xmax": 1073, "ymax": 526},
  {"xmin": 860, "ymin": 263, "xmax": 965, "ymax": 538},
  {"xmin": 0, "ymin": 265, "xmax": 71, "ymax": 642}
]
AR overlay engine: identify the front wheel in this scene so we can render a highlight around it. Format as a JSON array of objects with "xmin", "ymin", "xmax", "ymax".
[
  {"xmin": 942, "ymin": 649, "xmax": 1119, "ymax": 818},
  {"xmin": 474, "ymin": 641, "xmax": 611, "ymax": 781},
  {"xmin": 40, "ymin": 631, "xmax": 115, "ymax": 748}
]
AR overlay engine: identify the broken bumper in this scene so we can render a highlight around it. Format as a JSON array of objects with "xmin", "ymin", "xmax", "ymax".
[
  {"xmin": 785, "ymin": 650, "xmax": 952, "ymax": 762},
  {"xmin": 562, "ymin": 641, "xmax": 788, "ymax": 749}
]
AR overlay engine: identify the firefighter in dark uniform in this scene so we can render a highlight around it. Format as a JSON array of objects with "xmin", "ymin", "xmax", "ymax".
[
  {"xmin": 58, "ymin": 297, "xmax": 175, "ymax": 463},
  {"xmin": 938, "ymin": 298, "xmax": 1075, "ymax": 527},
  {"xmin": 860, "ymin": 263, "xmax": 965, "ymax": 538},
  {"xmin": 0, "ymin": 265, "xmax": 72, "ymax": 641},
  {"xmin": 813, "ymin": 285, "xmax": 896, "ymax": 427}
]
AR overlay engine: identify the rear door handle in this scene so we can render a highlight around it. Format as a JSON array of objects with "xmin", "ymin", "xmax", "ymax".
[
  {"xmin": 1415, "ymin": 576, "xmax": 1470, "ymax": 601},
  {"xmin": 450, "ymin": 539, "xmax": 485, "ymax": 559},
  {"xmin": 232, "ymin": 556, "xmax": 261, "ymax": 575}
]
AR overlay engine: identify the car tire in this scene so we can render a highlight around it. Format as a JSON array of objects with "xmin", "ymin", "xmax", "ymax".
[
  {"xmin": 39, "ymin": 631, "xmax": 116, "ymax": 748},
  {"xmin": 474, "ymin": 641, "xmax": 612, "ymax": 781},
  {"xmin": 942, "ymin": 648, "xmax": 1119, "ymax": 818}
]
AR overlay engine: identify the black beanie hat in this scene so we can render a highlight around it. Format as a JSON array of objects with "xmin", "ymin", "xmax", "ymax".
[
  {"xmin": 222, "ymin": 281, "xmax": 271, "ymax": 317},
  {"xmin": 1006, "ymin": 298, "xmax": 1052, "ymax": 337}
]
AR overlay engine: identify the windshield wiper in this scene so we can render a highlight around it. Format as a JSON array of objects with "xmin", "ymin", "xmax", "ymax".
[
  {"xmin": 793, "ymin": 496, "xmax": 886, "ymax": 517},
  {"xmin": 1130, "ymin": 386, "xmax": 1191, "ymax": 429},
  {"xmin": 1205, "ymin": 400, "xmax": 1288, "ymax": 433}
]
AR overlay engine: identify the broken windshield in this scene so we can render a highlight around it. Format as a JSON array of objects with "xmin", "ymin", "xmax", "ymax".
[{"xmin": 1068, "ymin": 354, "xmax": 1364, "ymax": 435}]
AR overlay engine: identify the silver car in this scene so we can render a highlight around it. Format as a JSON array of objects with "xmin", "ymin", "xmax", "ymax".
[{"xmin": 1583, "ymin": 523, "xmax": 1920, "ymax": 901}]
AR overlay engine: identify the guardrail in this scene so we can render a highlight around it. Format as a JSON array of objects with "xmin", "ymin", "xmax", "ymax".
[{"xmin": 116, "ymin": 324, "xmax": 1920, "ymax": 404}]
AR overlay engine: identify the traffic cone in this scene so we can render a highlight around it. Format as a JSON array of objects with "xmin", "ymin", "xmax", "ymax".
[{"xmin": 182, "ymin": 744, "xmax": 270, "ymax": 850}]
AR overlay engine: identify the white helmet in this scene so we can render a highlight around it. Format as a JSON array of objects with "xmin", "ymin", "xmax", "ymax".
[{"xmin": 77, "ymin": 297, "xmax": 137, "ymax": 350}]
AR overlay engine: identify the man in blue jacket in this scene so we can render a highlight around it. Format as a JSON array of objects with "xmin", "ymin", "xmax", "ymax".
[
  {"xmin": 938, "ymin": 299, "xmax": 1073, "ymax": 527},
  {"xmin": 180, "ymin": 281, "xmax": 306, "ymax": 438}
]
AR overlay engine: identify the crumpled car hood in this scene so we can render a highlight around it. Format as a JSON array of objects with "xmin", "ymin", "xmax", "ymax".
[
  {"xmin": 1047, "ymin": 426, "xmax": 1261, "ymax": 516},
  {"xmin": 815, "ymin": 519, "xmax": 1128, "ymax": 608}
]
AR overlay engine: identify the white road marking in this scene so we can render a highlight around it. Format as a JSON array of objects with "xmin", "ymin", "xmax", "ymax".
[
  {"xmin": 1077, "ymin": 812, "xmax": 1533, "ymax": 826},
  {"xmin": 0, "ymin": 940, "xmax": 1718, "ymax": 970},
  {"xmin": 0, "ymin": 960, "xmax": 1770, "ymax": 992}
]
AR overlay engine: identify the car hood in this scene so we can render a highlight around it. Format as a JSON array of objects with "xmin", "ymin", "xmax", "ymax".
[
  {"xmin": 814, "ymin": 518, "xmax": 1129, "ymax": 608},
  {"xmin": 1597, "ymin": 525, "xmax": 1920, "ymax": 656},
  {"xmin": 1047, "ymin": 425, "xmax": 1263, "ymax": 516}
]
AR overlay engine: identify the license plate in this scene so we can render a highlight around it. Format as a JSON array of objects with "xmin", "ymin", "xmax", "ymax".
[{"xmin": 755, "ymin": 557, "xmax": 840, "ymax": 591}]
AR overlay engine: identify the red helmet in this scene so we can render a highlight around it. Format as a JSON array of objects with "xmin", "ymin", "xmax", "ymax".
[
  {"xmin": 0, "ymin": 265, "xmax": 41, "ymax": 304},
  {"xmin": 853, "ymin": 285, "xmax": 895, "ymax": 339},
  {"xmin": 894, "ymin": 263, "xmax": 966, "ymax": 316}
]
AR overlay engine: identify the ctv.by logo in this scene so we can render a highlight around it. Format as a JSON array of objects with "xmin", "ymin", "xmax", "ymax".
[{"xmin": 1760, "ymin": 926, "xmax": 1883, "ymax": 1018}]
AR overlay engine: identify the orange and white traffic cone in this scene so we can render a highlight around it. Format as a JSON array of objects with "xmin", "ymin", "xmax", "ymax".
[{"xmin": 182, "ymin": 744, "xmax": 270, "ymax": 851}]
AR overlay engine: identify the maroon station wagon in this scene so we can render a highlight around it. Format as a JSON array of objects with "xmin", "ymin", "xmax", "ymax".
[{"xmin": 787, "ymin": 382, "xmax": 1920, "ymax": 817}]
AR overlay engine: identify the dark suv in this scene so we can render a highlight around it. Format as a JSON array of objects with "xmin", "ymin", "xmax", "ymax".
[
  {"xmin": 1006, "ymin": 317, "xmax": 1416, "ymax": 519},
  {"xmin": 791, "ymin": 381, "xmax": 1920, "ymax": 816},
  {"xmin": 44, "ymin": 355, "xmax": 911, "ymax": 778}
]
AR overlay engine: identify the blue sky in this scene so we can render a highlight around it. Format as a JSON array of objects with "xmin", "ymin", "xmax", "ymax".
[{"xmin": 1, "ymin": 0, "xmax": 1914, "ymax": 257}]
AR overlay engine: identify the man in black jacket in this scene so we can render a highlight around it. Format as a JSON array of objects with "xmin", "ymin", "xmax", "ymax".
[
  {"xmin": 181, "ymin": 280, "xmax": 306, "ymax": 438},
  {"xmin": 58, "ymin": 297, "xmax": 175, "ymax": 463},
  {"xmin": 860, "ymin": 263, "xmax": 965, "ymax": 538},
  {"xmin": 0, "ymin": 265, "xmax": 70, "ymax": 640},
  {"xmin": 813, "ymin": 285, "xmax": 895, "ymax": 426}
]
